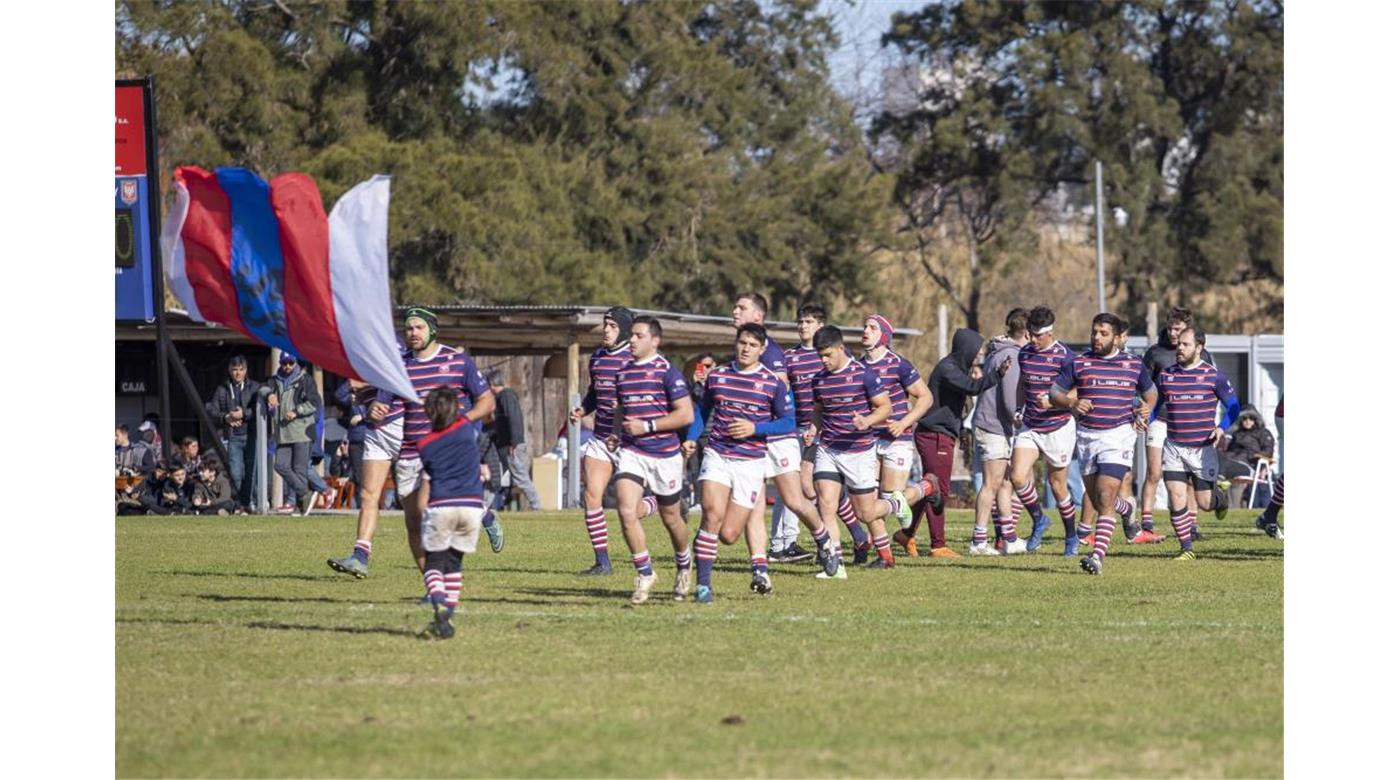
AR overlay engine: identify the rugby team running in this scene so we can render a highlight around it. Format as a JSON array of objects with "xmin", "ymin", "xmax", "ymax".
[{"xmin": 323, "ymin": 295, "xmax": 1285, "ymax": 639}]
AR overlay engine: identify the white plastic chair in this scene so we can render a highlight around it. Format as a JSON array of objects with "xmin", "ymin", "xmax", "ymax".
[{"xmin": 1248, "ymin": 459, "xmax": 1275, "ymax": 508}]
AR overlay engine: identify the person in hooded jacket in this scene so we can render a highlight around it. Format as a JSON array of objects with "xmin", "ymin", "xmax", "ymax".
[
  {"xmin": 906, "ymin": 327, "xmax": 1009, "ymax": 556},
  {"xmin": 968, "ymin": 309, "xmax": 1032, "ymax": 554},
  {"xmin": 1220, "ymin": 405, "xmax": 1276, "ymax": 507}
]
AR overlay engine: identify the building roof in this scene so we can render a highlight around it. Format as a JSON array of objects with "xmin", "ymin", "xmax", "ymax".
[{"xmin": 116, "ymin": 304, "xmax": 922, "ymax": 355}]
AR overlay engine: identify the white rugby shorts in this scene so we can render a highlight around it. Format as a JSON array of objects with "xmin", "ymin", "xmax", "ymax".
[
  {"xmin": 700, "ymin": 449, "xmax": 767, "ymax": 509},
  {"xmin": 421, "ymin": 505, "xmax": 482, "ymax": 553},
  {"xmin": 1075, "ymin": 424, "xmax": 1137, "ymax": 476},
  {"xmin": 974, "ymin": 427, "xmax": 1012, "ymax": 462},
  {"xmin": 395, "ymin": 456, "xmax": 427, "ymax": 499},
  {"xmin": 1012, "ymin": 418, "xmax": 1075, "ymax": 469},
  {"xmin": 1163, "ymin": 439, "xmax": 1220, "ymax": 482},
  {"xmin": 1146, "ymin": 418, "xmax": 1168, "ymax": 449},
  {"xmin": 875, "ymin": 438, "xmax": 916, "ymax": 471},
  {"xmin": 813, "ymin": 444, "xmax": 879, "ymax": 492},
  {"xmin": 581, "ymin": 436, "xmax": 621, "ymax": 468},
  {"xmin": 617, "ymin": 448, "xmax": 685, "ymax": 497},
  {"xmin": 765, "ymin": 436, "xmax": 802, "ymax": 478},
  {"xmin": 362, "ymin": 418, "xmax": 403, "ymax": 462}
]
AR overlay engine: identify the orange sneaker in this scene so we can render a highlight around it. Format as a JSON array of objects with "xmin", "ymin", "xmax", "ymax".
[
  {"xmin": 1129, "ymin": 530, "xmax": 1166, "ymax": 545},
  {"xmin": 930, "ymin": 546, "xmax": 962, "ymax": 559},
  {"xmin": 893, "ymin": 530, "xmax": 919, "ymax": 557}
]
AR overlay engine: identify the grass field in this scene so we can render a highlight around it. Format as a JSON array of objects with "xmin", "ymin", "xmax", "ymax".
[{"xmin": 116, "ymin": 508, "xmax": 1283, "ymax": 778}]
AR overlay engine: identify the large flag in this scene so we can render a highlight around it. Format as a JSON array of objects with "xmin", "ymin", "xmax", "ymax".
[{"xmin": 160, "ymin": 166, "xmax": 416, "ymax": 400}]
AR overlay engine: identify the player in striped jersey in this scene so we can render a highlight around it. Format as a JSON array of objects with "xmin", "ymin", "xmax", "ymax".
[
  {"xmin": 1009, "ymin": 306, "xmax": 1081, "ymax": 557},
  {"xmin": 808, "ymin": 326, "xmax": 940, "ymax": 576},
  {"xmin": 610, "ymin": 316, "xmax": 696, "ymax": 605},
  {"xmin": 683, "ymin": 324, "xmax": 840, "ymax": 602},
  {"xmin": 416, "ymin": 388, "xmax": 490, "ymax": 639},
  {"xmin": 568, "ymin": 307, "xmax": 662, "ymax": 576},
  {"xmin": 368, "ymin": 309, "xmax": 499, "ymax": 581},
  {"xmin": 1151, "ymin": 326, "xmax": 1239, "ymax": 559},
  {"xmin": 326, "ymin": 378, "xmax": 404, "ymax": 578},
  {"xmin": 860, "ymin": 314, "xmax": 937, "ymax": 562},
  {"xmin": 1049, "ymin": 313, "xmax": 1157, "ymax": 575}
]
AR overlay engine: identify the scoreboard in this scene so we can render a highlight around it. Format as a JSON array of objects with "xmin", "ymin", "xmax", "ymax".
[{"xmin": 116, "ymin": 80, "xmax": 157, "ymax": 322}]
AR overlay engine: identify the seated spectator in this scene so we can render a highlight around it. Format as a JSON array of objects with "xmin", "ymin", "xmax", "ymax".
[
  {"xmin": 116, "ymin": 423, "xmax": 156, "ymax": 476},
  {"xmin": 330, "ymin": 439, "xmax": 354, "ymax": 479},
  {"xmin": 156, "ymin": 464, "xmax": 194, "ymax": 515},
  {"xmin": 140, "ymin": 415, "xmax": 163, "ymax": 455},
  {"xmin": 1221, "ymin": 407, "xmax": 1276, "ymax": 479},
  {"xmin": 191, "ymin": 462, "xmax": 238, "ymax": 516},
  {"xmin": 172, "ymin": 436, "xmax": 204, "ymax": 475},
  {"xmin": 116, "ymin": 461, "xmax": 171, "ymax": 515}
]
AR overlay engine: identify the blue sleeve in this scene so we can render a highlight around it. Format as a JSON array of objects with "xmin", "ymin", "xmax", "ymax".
[
  {"xmin": 755, "ymin": 382, "xmax": 795, "ymax": 436},
  {"xmin": 899, "ymin": 356, "xmax": 921, "ymax": 387},
  {"xmin": 1216, "ymin": 373, "xmax": 1241, "ymax": 429},
  {"xmin": 1149, "ymin": 386, "xmax": 1165, "ymax": 422},
  {"xmin": 685, "ymin": 382, "xmax": 711, "ymax": 442},
  {"xmin": 665, "ymin": 366, "xmax": 689, "ymax": 403},
  {"xmin": 1052, "ymin": 355, "xmax": 1075, "ymax": 392},
  {"xmin": 461, "ymin": 356, "xmax": 490, "ymax": 404},
  {"xmin": 1136, "ymin": 360, "xmax": 1154, "ymax": 394}
]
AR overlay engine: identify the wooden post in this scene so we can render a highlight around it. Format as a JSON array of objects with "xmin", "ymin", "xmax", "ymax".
[
  {"xmin": 565, "ymin": 335, "xmax": 581, "ymax": 510},
  {"xmin": 938, "ymin": 304, "xmax": 949, "ymax": 359},
  {"xmin": 1146, "ymin": 302, "xmax": 1158, "ymax": 342}
]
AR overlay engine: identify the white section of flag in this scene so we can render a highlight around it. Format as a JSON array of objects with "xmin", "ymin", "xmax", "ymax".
[
  {"xmin": 158, "ymin": 181, "xmax": 204, "ymax": 322},
  {"xmin": 327, "ymin": 176, "xmax": 417, "ymax": 401}
]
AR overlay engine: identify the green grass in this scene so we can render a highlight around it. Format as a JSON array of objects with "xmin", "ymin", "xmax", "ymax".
[{"xmin": 117, "ymin": 509, "xmax": 1282, "ymax": 778}]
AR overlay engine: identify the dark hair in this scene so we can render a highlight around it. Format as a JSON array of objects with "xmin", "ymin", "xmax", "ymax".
[
  {"xmin": 813, "ymin": 325, "xmax": 845, "ymax": 352},
  {"xmin": 1092, "ymin": 312, "xmax": 1127, "ymax": 336},
  {"xmin": 168, "ymin": 464, "xmax": 187, "ymax": 475},
  {"xmin": 484, "ymin": 368, "xmax": 504, "ymax": 387},
  {"xmin": 180, "ymin": 436, "xmax": 199, "ymax": 449},
  {"xmin": 200, "ymin": 461, "xmax": 221, "ymax": 476},
  {"xmin": 1180, "ymin": 325, "xmax": 1206, "ymax": 346},
  {"xmin": 116, "ymin": 423, "xmax": 130, "ymax": 435},
  {"xmin": 737, "ymin": 292, "xmax": 769, "ymax": 318},
  {"xmin": 1167, "ymin": 306, "xmax": 1194, "ymax": 327},
  {"xmin": 736, "ymin": 323, "xmax": 767, "ymax": 345},
  {"xmin": 797, "ymin": 303, "xmax": 828, "ymax": 322},
  {"xmin": 228, "ymin": 355, "xmax": 247, "ymax": 368},
  {"xmin": 154, "ymin": 459, "xmax": 170, "ymax": 472},
  {"xmin": 633, "ymin": 315, "xmax": 662, "ymax": 339},
  {"xmin": 426, "ymin": 387, "xmax": 459, "ymax": 431},
  {"xmin": 1005, "ymin": 308, "xmax": 1029, "ymax": 337},
  {"xmin": 1027, "ymin": 306, "xmax": 1056, "ymax": 333},
  {"xmin": 696, "ymin": 351, "xmax": 715, "ymax": 364}
]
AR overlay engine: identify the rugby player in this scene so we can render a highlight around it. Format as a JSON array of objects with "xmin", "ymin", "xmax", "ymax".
[
  {"xmin": 416, "ymin": 388, "xmax": 490, "ymax": 639},
  {"xmin": 1151, "ymin": 326, "xmax": 1239, "ymax": 560},
  {"xmin": 969, "ymin": 309, "xmax": 1029, "ymax": 554},
  {"xmin": 611, "ymin": 316, "xmax": 696, "ymax": 605},
  {"xmin": 684, "ymin": 324, "xmax": 840, "ymax": 603},
  {"xmin": 1049, "ymin": 313, "xmax": 1157, "ymax": 575},
  {"xmin": 860, "ymin": 315, "xmax": 939, "ymax": 557},
  {"xmin": 568, "ymin": 307, "xmax": 661, "ymax": 576},
  {"xmin": 1008, "ymin": 306, "xmax": 1081, "ymax": 556}
]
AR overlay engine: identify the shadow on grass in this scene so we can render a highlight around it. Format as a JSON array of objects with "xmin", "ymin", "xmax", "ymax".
[
  {"xmin": 246, "ymin": 620, "xmax": 419, "ymax": 637},
  {"xmin": 164, "ymin": 569, "xmax": 325, "ymax": 582},
  {"xmin": 193, "ymin": 593, "xmax": 403, "ymax": 606},
  {"xmin": 516, "ymin": 586, "xmax": 624, "ymax": 601}
]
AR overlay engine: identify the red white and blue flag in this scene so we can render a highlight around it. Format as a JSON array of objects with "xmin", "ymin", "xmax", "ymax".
[{"xmin": 159, "ymin": 166, "xmax": 416, "ymax": 400}]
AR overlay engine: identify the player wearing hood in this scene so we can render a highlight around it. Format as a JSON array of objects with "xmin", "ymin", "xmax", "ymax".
[{"xmin": 969, "ymin": 310, "xmax": 1032, "ymax": 554}]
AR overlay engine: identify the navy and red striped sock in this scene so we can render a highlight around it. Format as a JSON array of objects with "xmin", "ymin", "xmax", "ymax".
[{"xmin": 694, "ymin": 530, "xmax": 718, "ymax": 588}]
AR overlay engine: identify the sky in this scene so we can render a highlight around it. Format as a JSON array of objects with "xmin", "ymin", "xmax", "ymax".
[{"xmin": 822, "ymin": 0, "xmax": 929, "ymax": 101}]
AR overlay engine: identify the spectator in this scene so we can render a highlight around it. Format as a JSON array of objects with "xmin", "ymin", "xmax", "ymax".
[
  {"xmin": 305, "ymin": 397, "xmax": 335, "ymax": 510},
  {"xmin": 116, "ymin": 423, "xmax": 156, "ymax": 476},
  {"xmin": 265, "ymin": 352, "xmax": 321, "ymax": 515},
  {"xmin": 330, "ymin": 439, "xmax": 354, "ymax": 479},
  {"xmin": 117, "ymin": 458, "xmax": 164, "ymax": 516},
  {"xmin": 191, "ymin": 462, "xmax": 238, "ymax": 515},
  {"xmin": 141, "ymin": 414, "xmax": 164, "ymax": 456},
  {"xmin": 485, "ymin": 369, "xmax": 541, "ymax": 511},
  {"xmin": 1221, "ymin": 406, "xmax": 1276, "ymax": 504},
  {"xmin": 683, "ymin": 353, "xmax": 717, "ymax": 511},
  {"xmin": 334, "ymin": 379, "xmax": 369, "ymax": 490},
  {"xmin": 158, "ymin": 464, "xmax": 194, "ymax": 514},
  {"xmin": 172, "ymin": 436, "xmax": 204, "ymax": 475},
  {"xmin": 204, "ymin": 355, "xmax": 259, "ymax": 510}
]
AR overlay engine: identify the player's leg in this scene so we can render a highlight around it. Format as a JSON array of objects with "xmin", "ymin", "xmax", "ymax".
[
  {"xmin": 718, "ymin": 463, "xmax": 771, "ymax": 595},
  {"xmin": 579, "ymin": 450, "xmax": 618, "ymax": 575},
  {"xmin": 327, "ymin": 456, "xmax": 391, "ymax": 578},
  {"xmin": 812, "ymin": 451, "xmax": 849, "ymax": 579},
  {"xmin": 1139, "ymin": 442, "xmax": 1166, "ymax": 541},
  {"xmin": 1163, "ymin": 473, "xmax": 1195, "ymax": 558},
  {"xmin": 1009, "ymin": 442, "xmax": 1049, "ymax": 535},
  {"xmin": 402, "ymin": 469, "xmax": 430, "ymax": 573},
  {"xmin": 693, "ymin": 473, "xmax": 731, "ymax": 603},
  {"xmin": 1255, "ymin": 475, "xmax": 1284, "ymax": 538},
  {"xmin": 613, "ymin": 469, "xmax": 656, "ymax": 604},
  {"xmin": 975, "ymin": 457, "xmax": 1010, "ymax": 555}
]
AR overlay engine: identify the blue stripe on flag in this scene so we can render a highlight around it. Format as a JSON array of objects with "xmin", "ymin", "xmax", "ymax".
[{"xmin": 216, "ymin": 167, "xmax": 295, "ymax": 356}]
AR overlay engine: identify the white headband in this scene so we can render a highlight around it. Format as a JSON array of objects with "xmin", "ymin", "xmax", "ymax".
[{"xmin": 1032, "ymin": 325, "xmax": 1053, "ymax": 335}]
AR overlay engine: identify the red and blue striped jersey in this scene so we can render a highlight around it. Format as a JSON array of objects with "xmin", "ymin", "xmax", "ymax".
[
  {"xmin": 861, "ymin": 349, "xmax": 921, "ymax": 443},
  {"xmin": 582, "ymin": 344, "xmax": 632, "ymax": 439},
  {"xmin": 758, "ymin": 338, "xmax": 796, "ymax": 443},
  {"xmin": 353, "ymin": 382, "xmax": 400, "ymax": 428},
  {"xmin": 1156, "ymin": 362, "xmax": 1237, "ymax": 446},
  {"xmin": 784, "ymin": 345, "xmax": 824, "ymax": 428},
  {"xmin": 616, "ymin": 354, "xmax": 690, "ymax": 458},
  {"xmin": 700, "ymin": 363, "xmax": 791, "ymax": 460},
  {"xmin": 417, "ymin": 417, "xmax": 484, "ymax": 508},
  {"xmin": 812, "ymin": 356, "xmax": 887, "ymax": 453},
  {"xmin": 1055, "ymin": 350, "xmax": 1154, "ymax": 430},
  {"xmin": 1018, "ymin": 341, "xmax": 1075, "ymax": 432},
  {"xmin": 396, "ymin": 345, "xmax": 490, "ymax": 458}
]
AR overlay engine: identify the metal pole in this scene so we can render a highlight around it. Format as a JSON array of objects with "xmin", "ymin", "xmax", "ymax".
[
  {"xmin": 566, "ymin": 336, "xmax": 581, "ymax": 509},
  {"xmin": 937, "ymin": 304, "xmax": 948, "ymax": 359},
  {"xmin": 143, "ymin": 75, "xmax": 173, "ymax": 458},
  {"xmin": 255, "ymin": 396, "xmax": 268, "ymax": 513},
  {"xmin": 1095, "ymin": 160, "xmax": 1106, "ymax": 313}
]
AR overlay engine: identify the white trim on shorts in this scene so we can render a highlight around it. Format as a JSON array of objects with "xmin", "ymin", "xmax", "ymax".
[
  {"xmin": 1012, "ymin": 418, "xmax": 1075, "ymax": 468},
  {"xmin": 421, "ymin": 505, "xmax": 483, "ymax": 553},
  {"xmin": 362, "ymin": 418, "xmax": 403, "ymax": 462},
  {"xmin": 700, "ymin": 449, "xmax": 766, "ymax": 509},
  {"xmin": 813, "ymin": 444, "xmax": 879, "ymax": 492},
  {"xmin": 617, "ymin": 448, "xmax": 685, "ymax": 497},
  {"xmin": 1075, "ymin": 424, "xmax": 1136, "ymax": 476},
  {"xmin": 765, "ymin": 437, "xmax": 802, "ymax": 478}
]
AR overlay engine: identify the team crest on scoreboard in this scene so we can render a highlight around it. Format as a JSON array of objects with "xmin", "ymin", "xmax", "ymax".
[{"xmin": 120, "ymin": 179, "xmax": 139, "ymax": 205}]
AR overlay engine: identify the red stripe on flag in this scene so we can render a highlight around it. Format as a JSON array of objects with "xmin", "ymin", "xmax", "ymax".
[
  {"xmin": 270, "ymin": 174, "xmax": 355, "ymax": 379},
  {"xmin": 176, "ymin": 167, "xmax": 246, "ymax": 333}
]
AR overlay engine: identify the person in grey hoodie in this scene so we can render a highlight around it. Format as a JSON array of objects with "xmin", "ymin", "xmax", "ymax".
[
  {"xmin": 265, "ymin": 352, "xmax": 321, "ymax": 514},
  {"xmin": 906, "ymin": 327, "xmax": 1008, "ymax": 555},
  {"xmin": 969, "ymin": 309, "xmax": 1032, "ymax": 553}
]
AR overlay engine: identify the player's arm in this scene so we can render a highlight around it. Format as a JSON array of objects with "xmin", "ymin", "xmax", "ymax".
[
  {"xmin": 682, "ymin": 387, "xmax": 712, "ymax": 455},
  {"xmin": 890, "ymin": 378, "xmax": 933, "ymax": 437},
  {"xmin": 748, "ymin": 383, "xmax": 796, "ymax": 439},
  {"xmin": 649, "ymin": 395, "xmax": 694, "ymax": 433},
  {"xmin": 858, "ymin": 391, "xmax": 893, "ymax": 429},
  {"xmin": 1211, "ymin": 374, "xmax": 1242, "ymax": 448}
]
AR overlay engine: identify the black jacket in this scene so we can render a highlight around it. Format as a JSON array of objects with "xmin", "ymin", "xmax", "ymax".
[
  {"xmin": 205, "ymin": 377, "xmax": 260, "ymax": 440},
  {"xmin": 1144, "ymin": 327, "xmax": 1216, "ymax": 381},
  {"xmin": 918, "ymin": 329, "xmax": 1001, "ymax": 438},
  {"xmin": 1226, "ymin": 407, "xmax": 1275, "ymax": 462},
  {"xmin": 491, "ymin": 387, "xmax": 526, "ymax": 448}
]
